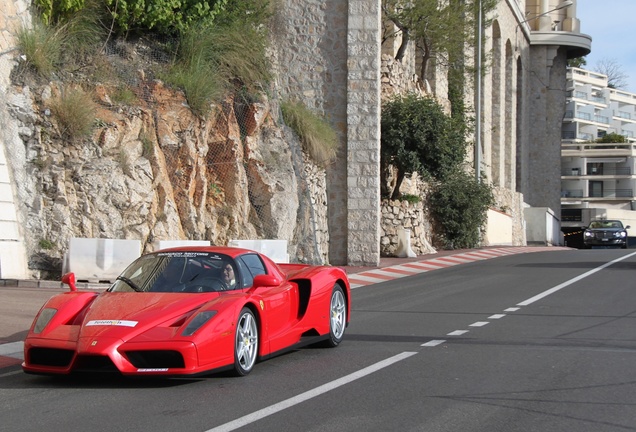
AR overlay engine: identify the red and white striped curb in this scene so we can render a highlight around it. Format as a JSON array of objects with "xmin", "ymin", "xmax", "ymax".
[
  {"xmin": 0, "ymin": 341, "xmax": 23, "ymax": 367},
  {"xmin": 348, "ymin": 247, "xmax": 570, "ymax": 289}
]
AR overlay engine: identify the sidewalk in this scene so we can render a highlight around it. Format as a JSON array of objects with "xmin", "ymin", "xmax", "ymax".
[{"xmin": 0, "ymin": 246, "xmax": 571, "ymax": 369}]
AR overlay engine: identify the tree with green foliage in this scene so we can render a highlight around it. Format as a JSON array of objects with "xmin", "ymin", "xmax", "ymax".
[
  {"xmin": 567, "ymin": 57, "xmax": 587, "ymax": 68},
  {"xmin": 381, "ymin": 93, "xmax": 466, "ymax": 199},
  {"xmin": 429, "ymin": 169, "xmax": 494, "ymax": 249},
  {"xmin": 382, "ymin": 0, "xmax": 497, "ymax": 81}
]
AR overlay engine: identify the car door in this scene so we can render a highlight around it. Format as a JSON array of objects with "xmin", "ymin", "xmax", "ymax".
[{"xmin": 236, "ymin": 254, "xmax": 298, "ymax": 351}]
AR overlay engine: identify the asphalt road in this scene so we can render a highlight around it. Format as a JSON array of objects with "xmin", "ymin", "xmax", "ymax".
[{"xmin": 2, "ymin": 248, "xmax": 636, "ymax": 431}]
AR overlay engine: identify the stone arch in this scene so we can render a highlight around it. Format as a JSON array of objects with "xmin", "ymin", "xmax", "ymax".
[
  {"xmin": 515, "ymin": 55, "xmax": 524, "ymax": 194},
  {"xmin": 504, "ymin": 40, "xmax": 514, "ymax": 189},
  {"xmin": 490, "ymin": 21, "xmax": 502, "ymax": 186}
]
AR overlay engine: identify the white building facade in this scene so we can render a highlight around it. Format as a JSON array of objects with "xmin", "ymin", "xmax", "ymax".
[{"xmin": 561, "ymin": 67, "xmax": 636, "ymax": 231}]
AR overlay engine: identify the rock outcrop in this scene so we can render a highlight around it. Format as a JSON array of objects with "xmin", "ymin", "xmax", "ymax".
[{"xmin": 4, "ymin": 75, "xmax": 328, "ymax": 278}]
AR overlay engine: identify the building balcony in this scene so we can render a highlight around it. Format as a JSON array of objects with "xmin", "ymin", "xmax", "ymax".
[
  {"xmin": 530, "ymin": 31, "xmax": 591, "ymax": 58},
  {"xmin": 568, "ymin": 68, "xmax": 607, "ymax": 87},
  {"xmin": 561, "ymin": 141, "xmax": 636, "ymax": 157},
  {"xmin": 564, "ymin": 110, "xmax": 609, "ymax": 125},
  {"xmin": 562, "ymin": 167, "xmax": 632, "ymax": 177},
  {"xmin": 561, "ymin": 189, "xmax": 634, "ymax": 199}
]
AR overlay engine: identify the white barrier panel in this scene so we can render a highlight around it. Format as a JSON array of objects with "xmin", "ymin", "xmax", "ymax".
[
  {"xmin": 396, "ymin": 228, "xmax": 417, "ymax": 258},
  {"xmin": 155, "ymin": 240, "xmax": 211, "ymax": 250},
  {"xmin": 228, "ymin": 239, "xmax": 289, "ymax": 263},
  {"xmin": 66, "ymin": 238, "xmax": 141, "ymax": 282}
]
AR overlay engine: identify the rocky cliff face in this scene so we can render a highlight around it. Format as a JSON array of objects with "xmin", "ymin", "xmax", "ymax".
[{"xmin": 5, "ymin": 75, "xmax": 328, "ymax": 278}]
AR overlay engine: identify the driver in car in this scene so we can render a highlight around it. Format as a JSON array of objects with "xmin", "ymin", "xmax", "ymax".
[{"xmin": 222, "ymin": 263, "xmax": 237, "ymax": 289}]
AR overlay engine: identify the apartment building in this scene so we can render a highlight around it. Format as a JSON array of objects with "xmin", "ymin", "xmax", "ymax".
[{"xmin": 561, "ymin": 67, "xmax": 636, "ymax": 233}]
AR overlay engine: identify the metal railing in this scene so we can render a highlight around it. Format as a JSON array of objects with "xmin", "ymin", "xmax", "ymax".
[
  {"xmin": 562, "ymin": 189, "xmax": 634, "ymax": 199},
  {"xmin": 561, "ymin": 141, "xmax": 636, "ymax": 151},
  {"xmin": 563, "ymin": 167, "xmax": 632, "ymax": 176}
]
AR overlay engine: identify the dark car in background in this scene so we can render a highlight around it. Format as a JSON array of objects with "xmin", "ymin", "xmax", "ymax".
[{"xmin": 583, "ymin": 220, "xmax": 630, "ymax": 249}]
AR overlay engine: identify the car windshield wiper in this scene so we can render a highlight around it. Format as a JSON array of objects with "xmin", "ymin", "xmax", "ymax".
[{"xmin": 116, "ymin": 276, "xmax": 143, "ymax": 292}]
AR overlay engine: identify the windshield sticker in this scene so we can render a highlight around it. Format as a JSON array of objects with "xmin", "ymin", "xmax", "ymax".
[
  {"xmin": 86, "ymin": 320, "xmax": 138, "ymax": 327},
  {"xmin": 157, "ymin": 252, "xmax": 213, "ymax": 258}
]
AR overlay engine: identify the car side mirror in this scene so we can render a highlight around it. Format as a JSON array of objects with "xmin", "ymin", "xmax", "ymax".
[
  {"xmin": 62, "ymin": 272, "xmax": 77, "ymax": 292},
  {"xmin": 252, "ymin": 274, "xmax": 281, "ymax": 288},
  {"xmin": 626, "ymin": 225, "xmax": 631, "ymax": 229}
]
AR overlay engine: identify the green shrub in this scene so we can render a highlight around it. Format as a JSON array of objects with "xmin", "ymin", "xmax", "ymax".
[
  {"xmin": 103, "ymin": 0, "xmax": 227, "ymax": 34},
  {"xmin": 381, "ymin": 93, "xmax": 466, "ymax": 199},
  {"xmin": 596, "ymin": 132, "xmax": 626, "ymax": 143},
  {"xmin": 163, "ymin": 20, "xmax": 271, "ymax": 114},
  {"xmin": 429, "ymin": 170, "xmax": 494, "ymax": 249},
  {"xmin": 281, "ymin": 100, "xmax": 339, "ymax": 167},
  {"xmin": 163, "ymin": 62, "xmax": 224, "ymax": 116},
  {"xmin": 34, "ymin": 0, "xmax": 85, "ymax": 25},
  {"xmin": 49, "ymin": 87, "xmax": 97, "ymax": 140},
  {"xmin": 112, "ymin": 86, "xmax": 137, "ymax": 105},
  {"xmin": 398, "ymin": 193, "xmax": 421, "ymax": 204},
  {"xmin": 39, "ymin": 238, "xmax": 54, "ymax": 250},
  {"xmin": 59, "ymin": 0, "xmax": 106, "ymax": 61},
  {"xmin": 16, "ymin": 22, "xmax": 65, "ymax": 77}
]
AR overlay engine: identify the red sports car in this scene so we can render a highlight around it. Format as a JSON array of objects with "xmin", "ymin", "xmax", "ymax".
[{"xmin": 22, "ymin": 247, "xmax": 351, "ymax": 377}]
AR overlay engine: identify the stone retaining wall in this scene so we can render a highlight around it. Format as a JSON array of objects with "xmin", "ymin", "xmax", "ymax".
[{"xmin": 380, "ymin": 199, "xmax": 436, "ymax": 256}]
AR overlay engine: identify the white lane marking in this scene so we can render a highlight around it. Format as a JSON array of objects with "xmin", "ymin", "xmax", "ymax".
[
  {"xmin": 0, "ymin": 370, "xmax": 22, "ymax": 378},
  {"xmin": 517, "ymin": 251, "xmax": 636, "ymax": 306},
  {"xmin": 488, "ymin": 314, "xmax": 506, "ymax": 319},
  {"xmin": 205, "ymin": 352, "xmax": 418, "ymax": 432},
  {"xmin": 447, "ymin": 330, "xmax": 469, "ymax": 336},
  {"xmin": 505, "ymin": 307, "xmax": 520, "ymax": 312},
  {"xmin": 470, "ymin": 321, "xmax": 490, "ymax": 327},
  {"xmin": 421, "ymin": 340, "xmax": 446, "ymax": 347}
]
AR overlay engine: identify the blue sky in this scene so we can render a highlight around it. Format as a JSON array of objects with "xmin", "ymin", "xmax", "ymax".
[{"xmin": 577, "ymin": 0, "xmax": 636, "ymax": 92}]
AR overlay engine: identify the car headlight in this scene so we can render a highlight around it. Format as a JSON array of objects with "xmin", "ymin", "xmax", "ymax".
[
  {"xmin": 182, "ymin": 311, "xmax": 217, "ymax": 336},
  {"xmin": 33, "ymin": 308, "xmax": 57, "ymax": 334},
  {"xmin": 584, "ymin": 231, "xmax": 593, "ymax": 238},
  {"xmin": 620, "ymin": 231, "xmax": 627, "ymax": 238}
]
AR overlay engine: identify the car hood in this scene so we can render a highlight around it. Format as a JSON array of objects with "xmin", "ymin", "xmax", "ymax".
[
  {"xmin": 587, "ymin": 227, "xmax": 624, "ymax": 232},
  {"xmin": 79, "ymin": 292, "xmax": 222, "ymax": 340}
]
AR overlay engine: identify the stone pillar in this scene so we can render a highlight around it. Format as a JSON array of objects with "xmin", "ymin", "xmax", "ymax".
[
  {"xmin": 526, "ymin": 45, "xmax": 568, "ymax": 215},
  {"xmin": 346, "ymin": 0, "xmax": 381, "ymax": 266}
]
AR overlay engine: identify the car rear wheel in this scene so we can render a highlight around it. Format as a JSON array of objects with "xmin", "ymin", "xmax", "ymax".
[
  {"xmin": 324, "ymin": 284, "xmax": 346, "ymax": 347},
  {"xmin": 234, "ymin": 307, "xmax": 258, "ymax": 376}
]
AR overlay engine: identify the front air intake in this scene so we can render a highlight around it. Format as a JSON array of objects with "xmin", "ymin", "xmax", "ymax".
[
  {"xmin": 125, "ymin": 350, "xmax": 185, "ymax": 369},
  {"xmin": 29, "ymin": 347, "xmax": 74, "ymax": 367}
]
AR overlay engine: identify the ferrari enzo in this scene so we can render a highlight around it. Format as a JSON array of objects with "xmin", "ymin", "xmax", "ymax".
[{"xmin": 22, "ymin": 246, "xmax": 351, "ymax": 377}]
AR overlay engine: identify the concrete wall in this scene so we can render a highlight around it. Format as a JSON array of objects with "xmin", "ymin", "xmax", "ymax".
[
  {"xmin": 524, "ymin": 207, "xmax": 563, "ymax": 246},
  {"xmin": 485, "ymin": 209, "xmax": 514, "ymax": 246}
]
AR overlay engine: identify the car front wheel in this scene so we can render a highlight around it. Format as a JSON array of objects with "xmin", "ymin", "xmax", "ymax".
[
  {"xmin": 234, "ymin": 307, "xmax": 258, "ymax": 376},
  {"xmin": 323, "ymin": 284, "xmax": 346, "ymax": 347}
]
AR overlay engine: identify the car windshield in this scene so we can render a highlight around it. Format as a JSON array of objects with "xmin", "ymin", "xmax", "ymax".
[
  {"xmin": 110, "ymin": 251, "xmax": 236, "ymax": 293},
  {"xmin": 589, "ymin": 220, "xmax": 623, "ymax": 229}
]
